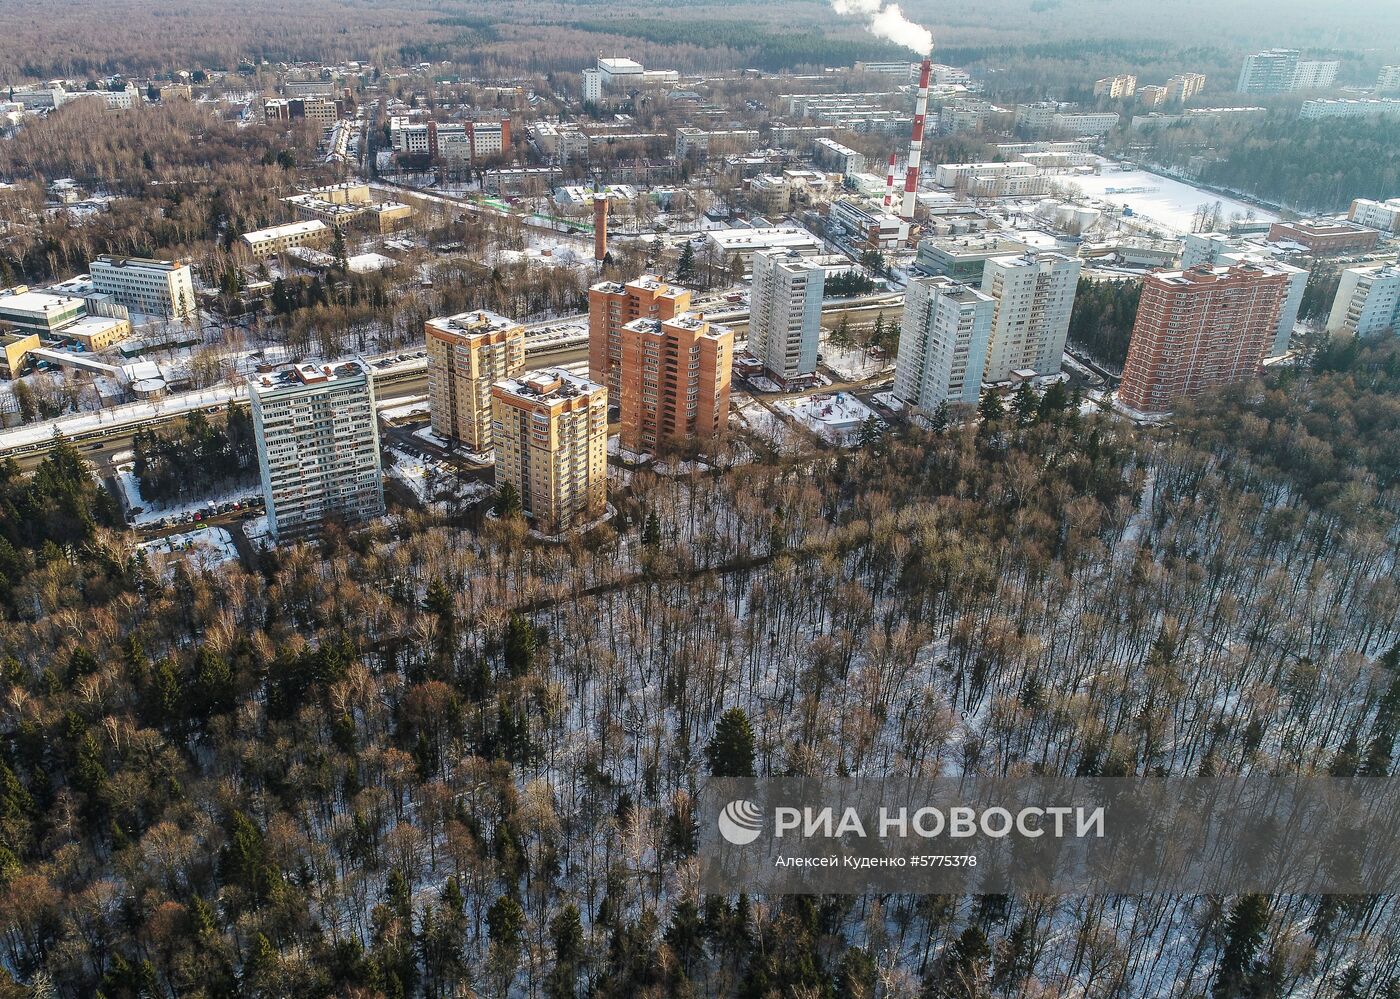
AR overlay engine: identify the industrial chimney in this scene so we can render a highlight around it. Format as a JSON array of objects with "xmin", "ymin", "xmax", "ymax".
[
  {"xmin": 901, "ymin": 57, "xmax": 932, "ymax": 220},
  {"xmin": 882, "ymin": 152, "xmax": 897, "ymax": 210},
  {"xmin": 593, "ymin": 194, "xmax": 609, "ymax": 262}
]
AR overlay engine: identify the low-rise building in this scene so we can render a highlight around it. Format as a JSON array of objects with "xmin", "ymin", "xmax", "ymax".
[
  {"xmin": 1266, "ymin": 220, "xmax": 1380, "ymax": 256},
  {"xmin": 240, "ymin": 220, "xmax": 332, "ymax": 258},
  {"xmin": 934, "ymin": 162, "xmax": 1051, "ymax": 198},
  {"xmin": 0, "ymin": 332, "xmax": 41, "ymax": 379},
  {"xmin": 1349, "ymin": 197, "xmax": 1400, "ymax": 233},
  {"xmin": 1299, "ymin": 98, "xmax": 1400, "ymax": 120},
  {"xmin": 914, "ymin": 234, "xmax": 1032, "ymax": 280},
  {"xmin": 705, "ymin": 227, "xmax": 824, "ymax": 273},
  {"xmin": 827, "ymin": 200, "xmax": 909, "ymax": 249},
  {"xmin": 0, "ymin": 289, "xmax": 86, "ymax": 334},
  {"xmin": 812, "ymin": 137, "xmax": 866, "ymax": 176},
  {"xmin": 61, "ymin": 315, "xmax": 131, "ymax": 352}
]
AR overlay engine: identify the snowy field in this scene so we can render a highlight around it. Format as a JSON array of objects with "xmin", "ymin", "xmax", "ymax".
[
  {"xmin": 1055, "ymin": 162, "xmax": 1281, "ymax": 235},
  {"xmin": 776, "ymin": 391, "xmax": 878, "ymax": 445}
]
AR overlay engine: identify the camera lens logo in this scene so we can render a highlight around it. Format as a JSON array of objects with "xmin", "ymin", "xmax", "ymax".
[{"xmin": 718, "ymin": 800, "xmax": 764, "ymax": 845}]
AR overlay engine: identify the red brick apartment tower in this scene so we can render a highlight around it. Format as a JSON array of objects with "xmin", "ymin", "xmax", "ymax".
[
  {"xmin": 617, "ymin": 313, "xmax": 733, "ymax": 453},
  {"xmin": 587, "ymin": 276, "xmax": 691, "ymax": 403},
  {"xmin": 1118, "ymin": 264, "xmax": 1288, "ymax": 414}
]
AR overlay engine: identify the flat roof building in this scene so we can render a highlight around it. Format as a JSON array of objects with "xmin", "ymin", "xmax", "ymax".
[
  {"xmin": 1119, "ymin": 264, "xmax": 1289, "ymax": 414},
  {"xmin": 1265, "ymin": 220, "xmax": 1380, "ymax": 256},
  {"xmin": 240, "ymin": 220, "xmax": 332, "ymax": 258},
  {"xmin": 425, "ymin": 311, "xmax": 527, "ymax": 455},
  {"xmin": 617, "ymin": 312, "xmax": 733, "ymax": 453},
  {"xmin": 0, "ymin": 290, "xmax": 85, "ymax": 334},
  {"xmin": 589, "ymin": 276, "xmax": 692, "ymax": 402},
  {"xmin": 981, "ymin": 251, "xmax": 1082, "ymax": 382},
  {"xmin": 492, "ymin": 369, "xmax": 608, "ymax": 534},
  {"xmin": 748, "ymin": 249, "xmax": 826, "ymax": 387},
  {"xmin": 89, "ymin": 255, "xmax": 197, "ymax": 321},
  {"xmin": 893, "ymin": 276, "xmax": 994, "ymax": 412},
  {"xmin": 249, "ymin": 360, "xmax": 385, "ymax": 540},
  {"xmin": 1327, "ymin": 264, "xmax": 1400, "ymax": 338}
]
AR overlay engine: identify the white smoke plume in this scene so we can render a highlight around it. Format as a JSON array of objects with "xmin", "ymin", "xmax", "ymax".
[{"xmin": 832, "ymin": 0, "xmax": 933, "ymax": 55}]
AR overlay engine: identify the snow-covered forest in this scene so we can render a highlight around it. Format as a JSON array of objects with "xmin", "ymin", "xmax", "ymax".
[{"xmin": 1, "ymin": 338, "xmax": 1399, "ymax": 998}]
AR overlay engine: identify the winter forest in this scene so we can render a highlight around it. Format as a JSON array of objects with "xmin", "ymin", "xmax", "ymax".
[{"xmin": 2, "ymin": 337, "xmax": 1399, "ymax": 998}]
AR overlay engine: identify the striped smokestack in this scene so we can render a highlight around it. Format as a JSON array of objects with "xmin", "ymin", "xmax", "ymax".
[
  {"xmin": 901, "ymin": 57, "xmax": 931, "ymax": 220},
  {"xmin": 882, "ymin": 152, "xmax": 897, "ymax": 208}
]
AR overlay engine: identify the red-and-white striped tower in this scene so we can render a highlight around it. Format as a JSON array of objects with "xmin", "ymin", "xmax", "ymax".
[
  {"xmin": 882, "ymin": 152, "xmax": 898, "ymax": 209},
  {"xmin": 901, "ymin": 57, "xmax": 932, "ymax": 220}
]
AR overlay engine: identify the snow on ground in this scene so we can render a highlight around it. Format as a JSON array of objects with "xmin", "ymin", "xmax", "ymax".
[
  {"xmin": 731, "ymin": 396, "xmax": 800, "ymax": 451},
  {"xmin": 412, "ymin": 426, "xmax": 452, "ymax": 449},
  {"xmin": 384, "ymin": 447, "xmax": 492, "ymax": 508},
  {"xmin": 378, "ymin": 395, "xmax": 430, "ymax": 421},
  {"xmin": 1056, "ymin": 161, "xmax": 1281, "ymax": 235},
  {"xmin": 820, "ymin": 336, "xmax": 893, "ymax": 381},
  {"xmin": 346, "ymin": 252, "xmax": 397, "ymax": 273},
  {"xmin": 138, "ymin": 526, "xmax": 239, "ymax": 572},
  {"xmin": 114, "ymin": 464, "xmax": 260, "ymax": 525},
  {"xmin": 775, "ymin": 391, "xmax": 878, "ymax": 445},
  {"xmin": 745, "ymin": 375, "xmax": 782, "ymax": 393}
]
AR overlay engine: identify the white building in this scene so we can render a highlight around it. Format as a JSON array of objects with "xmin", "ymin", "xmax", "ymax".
[
  {"xmin": 1051, "ymin": 111, "xmax": 1120, "ymax": 135},
  {"xmin": 1349, "ymin": 197, "xmax": 1400, "ymax": 233},
  {"xmin": 705, "ymin": 227, "xmax": 824, "ymax": 273},
  {"xmin": 249, "ymin": 361, "xmax": 385, "ymax": 540},
  {"xmin": 240, "ymin": 220, "xmax": 331, "ymax": 258},
  {"xmin": 1327, "ymin": 265, "xmax": 1400, "ymax": 337},
  {"xmin": 582, "ymin": 68, "xmax": 603, "ymax": 103},
  {"xmin": 1291, "ymin": 60, "xmax": 1340, "ymax": 91},
  {"xmin": 1299, "ymin": 98, "xmax": 1400, "ymax": 120},
  {"xmin": 1238, "ymin": 49, "xmax": 1301, "ymax": 95},
  {"xmin": 89, "ymin": 255, "xmax": 197, "ymax": 320},
  {"xmin": 827, "ymin": 200, "xmax": 910, "ymax": 249},
  {"xmin": 1378, "ymin": 66, "xmax": 1400, "ymax": 94},
  {"xmin": 980, "ymin": 252, "xmax": 1082, "ymax": 382},
  {"xmin": 893, "ymin": 275, "xmax": 994, "ymax": 411},
  {"xmin": 748, "ymin": 249, "xmax": 826, "ymax": 385}
]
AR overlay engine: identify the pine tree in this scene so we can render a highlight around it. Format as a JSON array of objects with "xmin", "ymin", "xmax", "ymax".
[
  {"xmin": 1213, "ymin": 894, "xmax": 1270, "ymax": 999},
  {"xmin": 494, "ymin": 481, "xmax": 522, "ymax": 518},
  {"xmin": 979, "ymin": 390, "xmax": 1005, "ymax": 423},
  {"xmin": 706, "ymin": 707, "xmax": 756, "ymax": 777},
  {"xmin": 676, "ymin": 241, "xmax": 696, "ymax": 285}
]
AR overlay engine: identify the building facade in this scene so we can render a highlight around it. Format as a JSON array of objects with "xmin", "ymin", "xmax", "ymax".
[
  {"xmin": 1266, "ymin": 220, "xmax": 1380, "ymax": 256},
  {"xmin": 748, "ymin": 249, "xmax": 826, "ymax": 386},
  {"xmin": 588, "ymin": 276, "xmax": 691, "ymax": 402},
  {"xmin": 1118, "ymin": 265, "xmax": 1288, "ymax": 414},
  {"xmin": 89, "ymin": 255, "xmax": 197, "ymax": 320},
  {"xmin": 1349, "ymin": 197, "xmax": 1400, "ymax": 233},
  {"xmin": 1093, "ymin": 75, "xmax": 1137, "ymax": 99},
  {"xmin": 1237, "ymin": 49, "xmax": 1301, "ymax": 95},
  {"xmin": 240, "ymin": 220, "xmax": 331, "ymax": 258},
  {"xmin": 616, "ymin": 312, "xmax": 732, "ymax": 453},
  {"xmin": 1326, "ymin": 265, "xmax": 1400, "ymax": 337},
  {"xmin": 426, "ymin": 311, "xmax": 527, "ymax": 454},
  {"xmin": 981, "ymin": 252, "xmax": 1082, "ymax": 382},
  {"xmin": 249, "ymin": 361, "xmax": 385, "ymax": 540},
  {"xmin": 492, "ymin": 369, "xmax": 608, "ymax": 534},
  {"xmin": 893, "ymin": 276, "xmax": 994, "ymax": 412}
]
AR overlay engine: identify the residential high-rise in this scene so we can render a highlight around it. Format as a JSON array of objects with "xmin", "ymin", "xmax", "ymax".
[
  {"xmin": 1379, "ymin": 66, "xmax": 1400, "ymax": 94},
  {"xmin": 491, "ymin": 368, "xmax": 608, "ymax": 534},
  {"xmin": 893, "ymin": 276, "xmax": 994, "ymax": 412},
  {"xmin": 1326, "ymin": 264, "xmax": 1400, "ymax": 337},
  {"xmin": 89, "ymin": 255, "xmax": 197, "ymax": 320},
  {"xmin": 425, "ymin": 311, "xmax": 527, "ymax": 455},
  {"xmin": 1117, "ymin": 264, "xmax": 1289, "ymax": 414},
  {"xmin": 1163, "ymin": 73, "xmax": 1207, "ymax": 102},
  {"xmin": 1237, "ymin": 49, "xmax": 1300, "ymax": 95},
  {"xmin": 249, "ymin": 361, "xmax": 385, "ymax": 540},
  {"xmin": 1093, "ymin": 75, "xmax": 1137, "ymax": 99},
  {"xmin": 588, "ymin": 276, "xmax": 691, "ymax": 403},
  {"xmin": 617, "ymin": 312, "xmax": 732, "ymax": 453},
  {"xmin": 1291, "ymin": 60, "xmax": 1340, "ymax": 91},
  {"xmin": 748, "ymin": 249, "xmax": 825, "ymax": 386},
  {"xmin": 980, "ymin": 252, "xmax": 1082, "ymax": 382}
]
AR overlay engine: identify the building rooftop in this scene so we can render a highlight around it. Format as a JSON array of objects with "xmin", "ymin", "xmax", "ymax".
[
  {"xmin": 249, "ymin": 359, "xmax": 369, "ymax": 392},
  {"xmin": 427, "ymin": 310, "xmax": 522, "ymax": 338},
  {"xmin": 0, "ymin": 290, "xmax": 84, "ymax": 315},
  {"xmin": 495, "ymin": 367, "xmax": 602, "ymax": 403},
  {"xmin": 93, "ymin": 254, "xmax": 186, "ymax": 271},
  {"xmin": 243, "ymin": 220, "xmax": 330, "ymax": 242}
]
